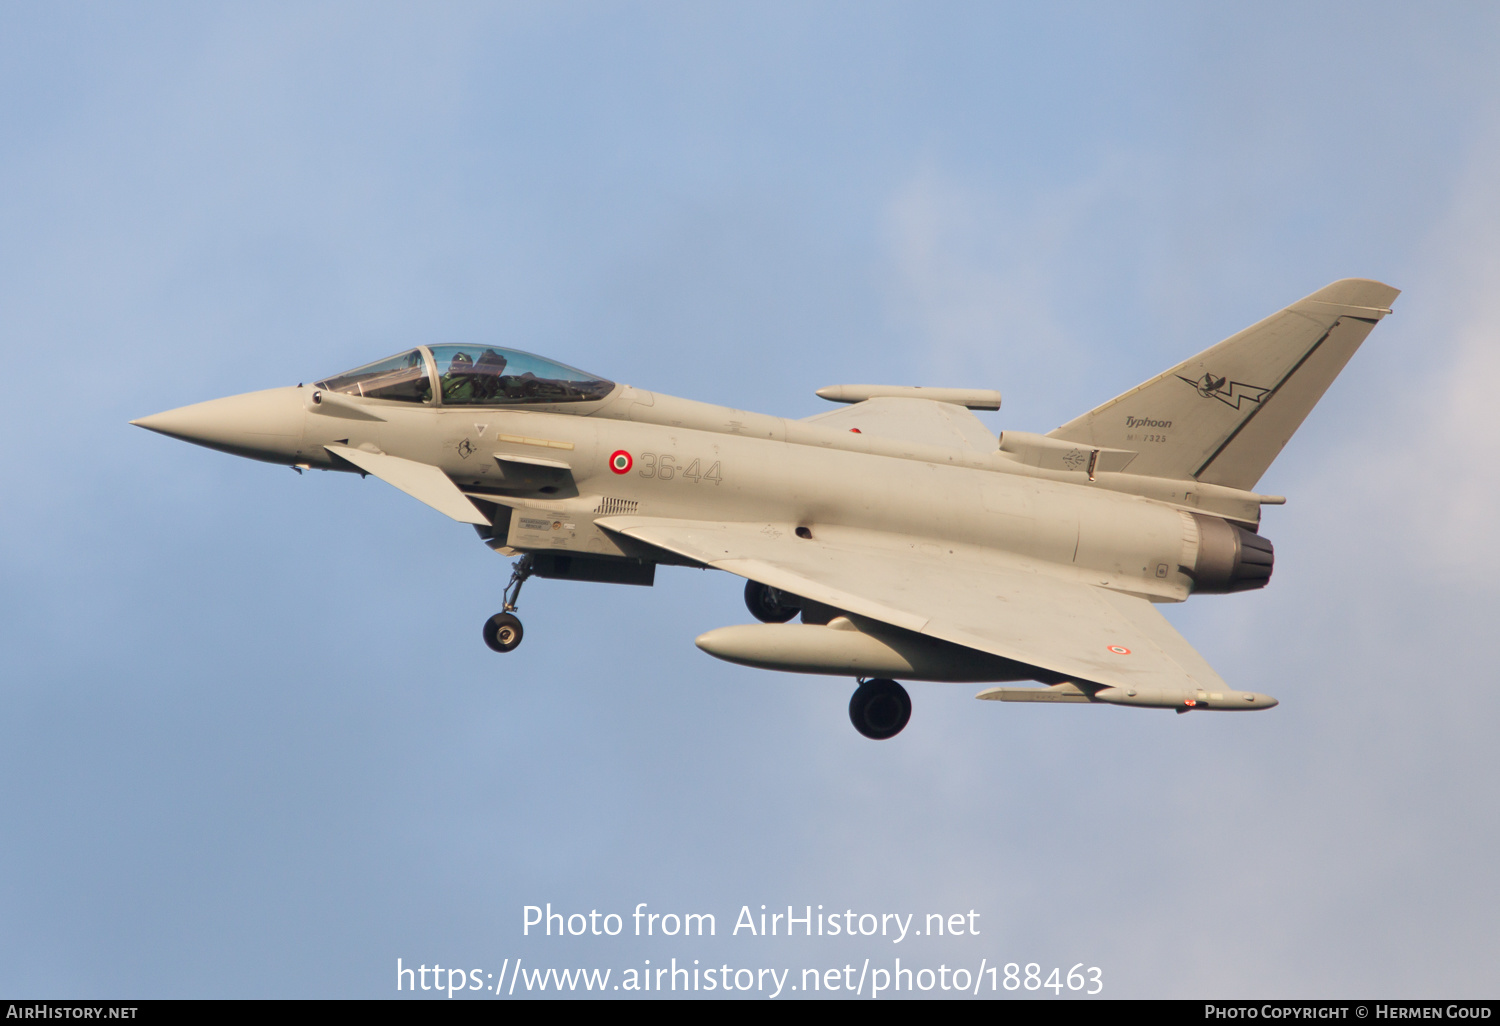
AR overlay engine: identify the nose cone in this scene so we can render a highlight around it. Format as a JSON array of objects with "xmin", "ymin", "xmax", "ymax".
[{"xmin": 133, "ymin": 386, "xmax": 307, "ymax": 463}]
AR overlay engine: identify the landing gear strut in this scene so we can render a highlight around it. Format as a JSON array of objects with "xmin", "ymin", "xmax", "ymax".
[
  {"xmin": 849, "ymin": 678, "xmax": 911, "ymax": 740},
  {"xmin": 483, "ymin": 555, "xmax": 534, "ymax": 653}
]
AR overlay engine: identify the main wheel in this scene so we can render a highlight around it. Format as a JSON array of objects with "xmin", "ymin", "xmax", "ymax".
[
  {"xmin": 482, "ymin": 612, "xmax": 524, "ymax": 653},
  {"xmin": 744, "ymin": 580, "xmax": 799, "ymax": 623},
  {"xmin": 848, "ymin": 679, "xmax": 911, "ymax": 740}
]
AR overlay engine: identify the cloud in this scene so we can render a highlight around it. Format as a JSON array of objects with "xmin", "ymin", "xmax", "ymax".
[
  {"xmin": 1339, "ymin": 117, "xmax": 1500, "ymax": 583},
  {"xmin": 880, "ymin": 163, "xmax": 1111, "ymax": 422}
]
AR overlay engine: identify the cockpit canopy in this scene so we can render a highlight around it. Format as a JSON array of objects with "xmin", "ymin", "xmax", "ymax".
[{"xmin": 315, "ymin": 346, "xmax": 614, "ymax": 406}]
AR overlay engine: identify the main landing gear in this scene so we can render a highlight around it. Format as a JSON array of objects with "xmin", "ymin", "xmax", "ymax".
[
  {"xmin": 849, "ymin": 678, "xmax": 911, "ymax": 740},
  {"xmin": 744, "ymin": 580, "xmax": 800, "ymax": 623},
  {"xmin": 483, "ymin": 554, "xmax": 534, "ymax": 653}
]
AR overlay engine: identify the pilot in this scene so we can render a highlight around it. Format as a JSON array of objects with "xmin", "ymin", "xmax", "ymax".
[
  {"xmin": 441, "ymin": 350, "xmax": 478, "ymax": 404},
  {"xmin": 471, "ymin": 348, "xmax": 508, "ymax": 402}
]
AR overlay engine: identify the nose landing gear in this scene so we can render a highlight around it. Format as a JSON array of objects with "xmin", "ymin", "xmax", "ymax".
[
  {"xmin": 483, "ymin": 612, "xmax": 524, "ymax": 652},
  {"xmin": 849, "ymin": 678, "xmax": 911, "ymax": 740},
  {"xmin": 483, "ymin": 554, "xmax": 534, "ymax": 653}
]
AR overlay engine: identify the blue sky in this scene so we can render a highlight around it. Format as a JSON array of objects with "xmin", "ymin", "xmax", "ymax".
[{"xmin": 3, "ymin": 2, "xmax": 1499, "ymax": 998}]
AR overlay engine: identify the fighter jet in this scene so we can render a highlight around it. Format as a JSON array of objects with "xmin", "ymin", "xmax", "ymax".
[{"xmin": 133, "ymin": 278, "xmax": 1398, "ymax": 739}]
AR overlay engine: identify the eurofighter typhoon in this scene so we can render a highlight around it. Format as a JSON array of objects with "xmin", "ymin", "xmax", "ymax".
[{"xmin": 134, "ymin": 279, "xmax": 1397, "ymax": 739}]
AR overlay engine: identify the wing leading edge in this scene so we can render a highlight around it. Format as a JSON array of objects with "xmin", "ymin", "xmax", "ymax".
[{"xmin": 596, "ymin": 516, "xmax": 1275, "ymax": 709}]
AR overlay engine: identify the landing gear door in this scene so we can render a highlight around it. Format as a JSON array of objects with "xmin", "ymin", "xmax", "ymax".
[{"xmin": 505, "ymin": 506, "xmax": 632, "ymax": 558}]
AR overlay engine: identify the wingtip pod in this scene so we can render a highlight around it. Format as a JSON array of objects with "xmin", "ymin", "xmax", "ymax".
[
  {"xmin": 1091, "ymin": 686, "xmax": 1278, "ymax": 711},
  {"xmin": 977, "ymin": 683, "xmax": 1278, "ymax": 711}
]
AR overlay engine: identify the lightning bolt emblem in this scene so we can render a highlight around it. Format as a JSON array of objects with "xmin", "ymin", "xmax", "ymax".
[{"xmin": 1177, "ymin": 373, "xmax": 1269, "ymax": 410}]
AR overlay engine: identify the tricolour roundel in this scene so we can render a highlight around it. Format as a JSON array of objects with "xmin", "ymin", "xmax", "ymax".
[
  {"xmin": 609, "ymin": 450, "xmax": 633, "ymax": 474},
  {"xmin": 1107, "ymin": 645, "xmax": 1132, "ymax": 656}
]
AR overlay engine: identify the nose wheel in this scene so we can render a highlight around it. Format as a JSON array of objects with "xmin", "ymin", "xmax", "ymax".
[
  {"xmin": 483, "ymin": 612, "xmax": 524, "ymax": 652},
  {"xmin": 482, "ymin": 555, "xmax": 534, "ymax": 653},
  {"xmin": 849, "ymin": 678, "xmax": 911, "ymax": 740}
]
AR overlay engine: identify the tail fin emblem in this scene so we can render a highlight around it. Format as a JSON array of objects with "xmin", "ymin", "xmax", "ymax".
[{"xmin": 1178, "ymin": 372, "xmax": 1269, "ymax": 410}]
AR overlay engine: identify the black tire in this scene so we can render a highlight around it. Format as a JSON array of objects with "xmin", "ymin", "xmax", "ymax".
[
  {"xmin": 744, "ymin": 580, "xmax": 799, "ymax": 623},
  {"xmin": 849, "ymin": 679, "xmax": 911, "ymax": 740},
  {"xmin": 482, "ymin": 612, "xmax": 524, "ymax": 653}
]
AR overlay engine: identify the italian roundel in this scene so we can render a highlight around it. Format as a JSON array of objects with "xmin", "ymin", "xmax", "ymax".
[{"xmin": 609, "ymin": 450, "xmax": 633, "ymax": 474}]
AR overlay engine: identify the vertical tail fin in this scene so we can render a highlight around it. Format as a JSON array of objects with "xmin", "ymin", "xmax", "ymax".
[{"xmin": 1048, "ymin": 278, "xmax": 1399, "ymax": 490}]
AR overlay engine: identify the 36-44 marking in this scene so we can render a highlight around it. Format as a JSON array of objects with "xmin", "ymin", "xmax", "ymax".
[{"xmin": 636, "ymin": 453, "xmax": 722, "ymax": 484}]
